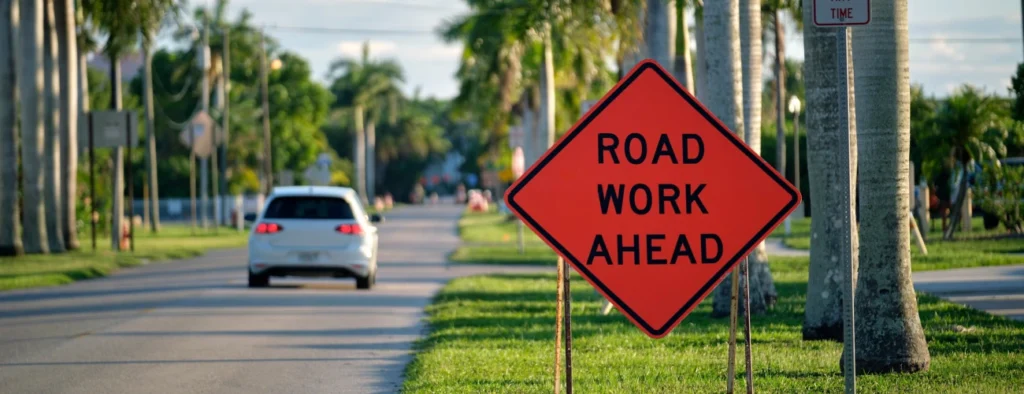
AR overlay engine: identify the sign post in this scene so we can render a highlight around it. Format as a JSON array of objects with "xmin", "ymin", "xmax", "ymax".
[
  {"xmin": 511, "ymin": 147, "xmax": 526, "ymax": 254},
  {"xmin": 505, "ymin": 60, "xmax": 799, "ymax": 337},
  {"xmin": 814, "ymin": 1, "xmax": 869, "ymax": 392}
]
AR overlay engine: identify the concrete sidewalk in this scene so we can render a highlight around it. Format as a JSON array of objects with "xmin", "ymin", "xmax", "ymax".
[{"xmin": 913, "ymin": 265, "xmax": 1024, "ymax": 321}]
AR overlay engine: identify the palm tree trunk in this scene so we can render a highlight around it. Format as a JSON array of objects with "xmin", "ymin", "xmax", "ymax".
[
  {"xmin": 366, "ymin": 119, "xmax": 376, "ymax": 201},
  {"xmin": 55, "ymin": 0, "xmax": 77, "ymax": 249},
  {"xmin": 802, "ymin": 0, "xmax": 860, "ymax": 341},
  {"xmin": 774, "ymin": 11, "xmax": 787, "ymax": 180},
  {"xmin": 42, "ymin": 0, "xmax": 64, "ymax": 252},
  {"xmin": 109, "ymin": 52, "xmax": 124, "ymax": 251},
  {"xmin": 143, "ymin": 40, "xmax": 159, "ymax": 232},
  {"xmin": 740, "ymin": 0, "xmax": 774, "ymax": 309},
  {"xmin": 353, "ymin": 105, "xmax": 366, "ymax": 203},
  {"xmin": 693, "ymin": 10, "xmax": 707, "ymax": 100},
  {"xmin": 704, "ymin": 0, "xmax": 745, "ymax": 318},
  {"xmin": 674, "ymin": 0, "xmax": 694, "ymax": 91},
  {"xmin": 851, "ymin": 0, "xmax": 930, "ymax": 373},
  {"xmin": 645, "ymin": 0, "xmax": 675, "ymax": 69},
  {"xmin": 18, "ymin": 0, "xmax": 49, "ymax": 254},
  {"xmin": 0, "ymin": 0, "xmax": 24, "ymax": 256},
  {"xmin": 713, "ymin": 0, "xmax": 774, "ymax": 317}
]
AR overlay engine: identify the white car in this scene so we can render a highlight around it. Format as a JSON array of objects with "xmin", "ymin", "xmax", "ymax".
[{"xmin": 247, "ymin": 186, "xmax": 382, "ymax": 289}]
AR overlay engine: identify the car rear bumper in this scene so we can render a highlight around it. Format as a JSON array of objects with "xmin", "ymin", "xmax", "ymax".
[
  {"xmin": 248, "ymin": 245, "xmax": 373, "ymax": 278},
  {"xmin": 251, "ymin": 264, "xmax": 367, "ymax": 279}
]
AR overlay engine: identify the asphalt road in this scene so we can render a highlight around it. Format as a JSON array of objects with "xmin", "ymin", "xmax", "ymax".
[{"xmin": 0, "ymin": 203, "xmax": 546, "ymax": 394}]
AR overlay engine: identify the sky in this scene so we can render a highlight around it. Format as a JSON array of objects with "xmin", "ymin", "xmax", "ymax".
[{"xmin": 170, "ymin": 0, "xmax": 1024, "ymax": 100}]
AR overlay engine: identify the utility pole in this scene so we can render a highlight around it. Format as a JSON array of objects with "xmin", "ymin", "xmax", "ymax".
[
  {"xmin": 199, "ymin": 14, "xmax": 210, "ymax": 229},
  {"xmin": 220, "ymin": 29, "xmax": 230, "ymax": 226},
  {"xmin": 260, "ymin": 29, "xmax": 273, "ymax": 195}
]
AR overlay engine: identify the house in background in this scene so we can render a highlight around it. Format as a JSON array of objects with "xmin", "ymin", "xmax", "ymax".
[
  {"xmin": 87, "ymin": 51, "xmax": 144, "ymax": 82},
  {"xmin": 422, "ymin": 151, "xmax": 464, "ymax": 193}
]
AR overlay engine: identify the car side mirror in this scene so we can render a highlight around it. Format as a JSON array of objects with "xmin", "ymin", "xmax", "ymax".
[{"xmin": 369, "ymin": 213, "xmax": 384, "ymax": 223}]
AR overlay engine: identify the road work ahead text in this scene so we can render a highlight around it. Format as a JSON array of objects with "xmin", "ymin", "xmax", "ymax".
[{"xmin": 587, "ymin": 132, "xmax": 722, "ymax": 266}]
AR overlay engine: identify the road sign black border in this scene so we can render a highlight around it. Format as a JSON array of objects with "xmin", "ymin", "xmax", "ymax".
[{"xmin": 506, "ymin": 61, "xmax": 800, "ymax": 337}]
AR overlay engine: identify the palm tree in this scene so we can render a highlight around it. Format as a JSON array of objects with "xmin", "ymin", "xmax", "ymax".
[
  {"xmin": 326, "ymin": 42, "xmax": 403, "ymax": 203},
  {"xmin": 801, "ymin": 0, "xmax": 859, "ymax": 341},
  {"xmin": 18, "ymin": 0, "xmax": 49, "ymax": 254},
  {"xmin": 0, "ymin": 0, "xmax": 23, "ymax": 256},
  {"xmin": 931, "ymin": 86, "xmax": 1011, "ymax": 240},
  {"xmin": 763, "ymin": 0, "xmax": 801, "ymax": 179},
  {"xmin": 141, "ymin": 0, "xmax": 176, "ymax": 233},
  {"xmin": 852, "ymin": 0, "xmax": 930, "ymax": 373},
  {"xmin": 43, "ymin": 0, "xmax": 65, "ymax": 252},
  {"xmin": 55, "ymin": 0, "xmax": 78, "ymax": 249}
]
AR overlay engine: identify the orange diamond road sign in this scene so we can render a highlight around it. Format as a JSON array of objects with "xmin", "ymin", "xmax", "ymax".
[{"xmin": 504, "ymin": 60, "xmax": 801, "ymax": 338}]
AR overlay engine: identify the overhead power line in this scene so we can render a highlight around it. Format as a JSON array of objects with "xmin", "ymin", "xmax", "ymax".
[
  {"xmin": 909, "ymin": 37, "xmax": 1020, "ymax": 43},
  {"xmin": 263, "ymin": 24, "xmax": 436, "ymax": 36}
]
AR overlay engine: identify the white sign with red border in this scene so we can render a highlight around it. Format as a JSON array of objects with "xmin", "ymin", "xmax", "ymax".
[{"xmin": 813, "ymin": 0, "xmax": 870, "ymax": 27}]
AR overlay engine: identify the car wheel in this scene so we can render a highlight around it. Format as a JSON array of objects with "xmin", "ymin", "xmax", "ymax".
[
  {"xmin": 356, "ymin": 275, "xmax": 373, "ymax": 290},
  {"xmin": 248, "ymin": 271, "xmax": 270, "ymax": 288}
]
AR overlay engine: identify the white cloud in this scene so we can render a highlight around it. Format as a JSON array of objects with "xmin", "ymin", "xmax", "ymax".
[
  {"xmin": 927, "ymin": 36, "xmax": 966, "ymax": 62},
  {"xmin": 336, "ymin": 40, "xmax": 399, "ymax": 57}
]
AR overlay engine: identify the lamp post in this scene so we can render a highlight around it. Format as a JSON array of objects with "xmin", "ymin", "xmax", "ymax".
[{"xmin": 786, "ymin": 95, "xmax": 802, "ymax": 236}]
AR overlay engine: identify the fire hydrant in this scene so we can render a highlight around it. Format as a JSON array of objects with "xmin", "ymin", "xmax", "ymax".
[{"xmin": 120, "ymin": 222, "xmax": 131, "ymax": 250}]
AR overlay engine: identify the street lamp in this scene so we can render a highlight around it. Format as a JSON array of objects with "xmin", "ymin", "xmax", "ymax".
[{"xmin": 786, "ymin": 96, "xmax": 802, "ymax": 236}]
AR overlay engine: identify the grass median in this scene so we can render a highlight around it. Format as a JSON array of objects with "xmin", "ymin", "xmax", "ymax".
[
  {"xmin": 0, "ymin": 225, "xmax": 248, "ymax": 291},
  {"xmin": 453, "ymin": 210, "xmax": 1024, "ymax": 271},
  {"xmin": 402, "ymin": 257, "xmax": 1024, "ymax": 393}
]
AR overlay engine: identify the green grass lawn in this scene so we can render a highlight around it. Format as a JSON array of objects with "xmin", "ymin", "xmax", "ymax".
[
  {"xmin": 403, "ymin": 257, "xmax": 1024, "ymax": 393},
  {"xmin": 452, "ymin": 210, "xmax": 1024, "ymax": 271},
  {"xmin": 775, "ymin": 217, "xmax": 1024, "ymax": 271},
  {"xmin": 0, "ymin": 225, "xmax": 248, "ymax": 291}
]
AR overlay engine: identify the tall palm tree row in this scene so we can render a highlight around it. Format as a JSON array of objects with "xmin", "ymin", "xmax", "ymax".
[{"xmin": 0, "ymin": 0, "xmax": 23, "ymax": 256}]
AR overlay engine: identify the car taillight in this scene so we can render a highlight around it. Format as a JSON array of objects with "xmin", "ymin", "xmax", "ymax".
[
  {"xmin": 255, "ymin": 222, "xmax": 283, "ymax": 234},
  {"xmin": 336, "ymin": 224, "xmax": 363, "ymax": 235}
]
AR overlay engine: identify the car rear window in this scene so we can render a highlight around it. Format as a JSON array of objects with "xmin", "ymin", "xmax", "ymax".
[{"xmin": 263, "ymin": 196, "xmax": 356, "ymax": 220}]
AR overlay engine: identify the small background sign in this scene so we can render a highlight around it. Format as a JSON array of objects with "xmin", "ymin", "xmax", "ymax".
[
  {"xmin": 81, "ymin": 111, "xmax": 138, "ymax": 148},
  {"xmin": 813, "ymin": 0, "xmax": 870, "ymax": 26}
]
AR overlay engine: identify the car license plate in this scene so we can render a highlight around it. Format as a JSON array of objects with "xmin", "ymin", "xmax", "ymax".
[{"xmin": 297, "ymin": 252, "xmax": 319, "ymax": 262}]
